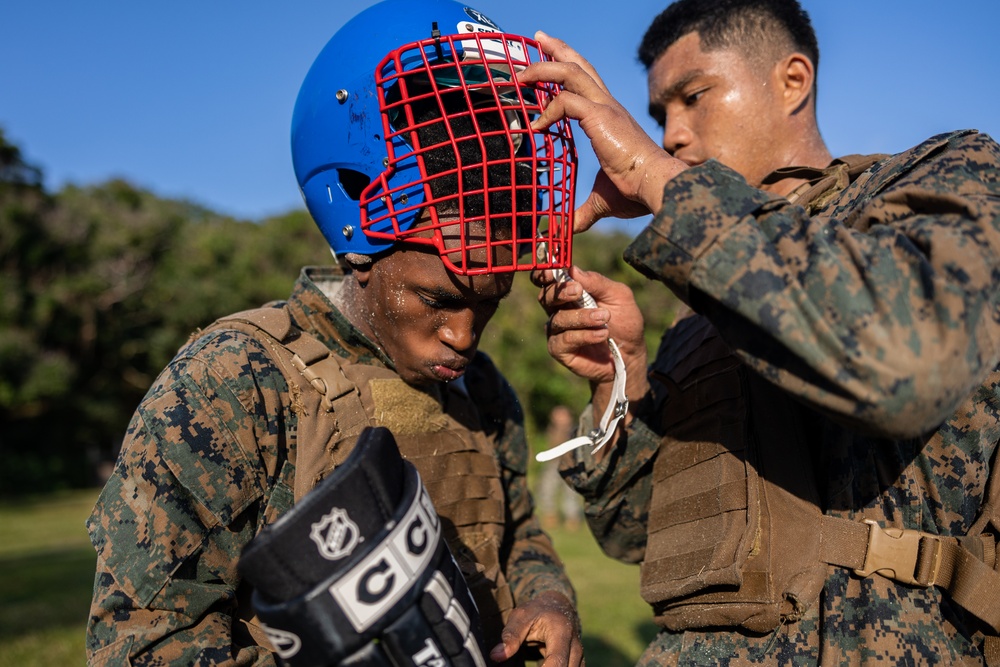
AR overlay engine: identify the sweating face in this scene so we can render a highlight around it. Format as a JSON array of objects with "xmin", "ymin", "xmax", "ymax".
[
  {"xmin": 351, "ymin": 222, "xmax": 514, "ymax": 386},
  {"xmin": 647, "ymin": 31, "xmax": 787, "ymax": 187}
]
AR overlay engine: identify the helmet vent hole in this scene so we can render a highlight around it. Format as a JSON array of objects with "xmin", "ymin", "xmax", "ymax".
[{"xmin": 336, "ymin": 168, "xmax": 371, "ymax": 201}]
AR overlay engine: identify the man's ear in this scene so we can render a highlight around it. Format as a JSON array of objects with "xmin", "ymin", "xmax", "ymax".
[
  {"xmin": 778, "ymin": 52, "xmax": 815, "ymax": 116},
  {"xmin": 344, "ymin": 254, "xmax": 376, "ymax": 286},
  {"xmin": 351, "ymin": 263, "xmax": 373, "ymax": 287}
]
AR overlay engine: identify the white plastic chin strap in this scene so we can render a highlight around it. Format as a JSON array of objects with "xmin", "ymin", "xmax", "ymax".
[{"xmin": 534, "ymin": 244, "xmax": 629, "ymax": 463}]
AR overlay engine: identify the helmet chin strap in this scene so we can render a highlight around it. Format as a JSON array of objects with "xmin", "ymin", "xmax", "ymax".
[{"xmin": 533, "ymin": 243, "xmax": 629, "ymax": 463}]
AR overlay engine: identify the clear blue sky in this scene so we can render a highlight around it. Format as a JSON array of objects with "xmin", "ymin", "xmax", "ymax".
[{"xmin": 3, "ymin": 1, "xmax": 998, "ymax": 229}]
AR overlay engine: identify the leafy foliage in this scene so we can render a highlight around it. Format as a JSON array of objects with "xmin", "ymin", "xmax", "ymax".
[
  {"xmin": 0, "ymin": 131, "xmax": 330, "ymax": 495},
  {"xmin": 0, "ymin": 129, "xmax": 679, "ymax": 496}
]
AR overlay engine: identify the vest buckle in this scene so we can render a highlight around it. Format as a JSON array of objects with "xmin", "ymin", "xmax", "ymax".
[
  {"xmin": 291, "ymin": 354, "xmax": 356, "ymax": 412},
  {"xmin": 854, "ymin": 520, "xmax": 943, "ymax": 587}
]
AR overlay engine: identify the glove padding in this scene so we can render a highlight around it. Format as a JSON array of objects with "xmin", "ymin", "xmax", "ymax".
[{"xmin": 238, "ymin": 426, "xmax": 487, "ymax": 667}]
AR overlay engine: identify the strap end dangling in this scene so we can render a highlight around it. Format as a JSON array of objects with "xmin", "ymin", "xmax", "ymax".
[
  {"xmin": 535, "ymin": 435, "xmax": 595, "ymax": 462},
  {"xmin": 533, "ymin": 241, "xmax": 629, "ymax": 464}
]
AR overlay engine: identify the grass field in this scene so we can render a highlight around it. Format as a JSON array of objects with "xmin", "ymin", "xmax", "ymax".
[
  {"xmin": 0, "ymin": 490, "xmax": 97, "ymax": 666},
  {"xmin": 0, "ymin": 488, "xmax": 656, "ymax": 666}
]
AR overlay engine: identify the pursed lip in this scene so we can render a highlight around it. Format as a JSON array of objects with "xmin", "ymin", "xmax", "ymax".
[{"xmin": 430, "ymin": 360, "xmax": 468, "ymax": 382}]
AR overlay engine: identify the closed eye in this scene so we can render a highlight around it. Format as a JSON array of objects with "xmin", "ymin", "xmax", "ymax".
[
  {"xmin": 418, "ymin": 293, "xmax": 453, "ymax": 310},
  {"xmin": 683, "ymin": 88, "xmax": 707, "ymax": 106},
  {"xmin": 418, "ymin": 287, "xmax": 509, "ymax": 312}
]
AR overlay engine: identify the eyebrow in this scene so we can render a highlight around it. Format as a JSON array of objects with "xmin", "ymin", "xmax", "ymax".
[
  {"xmin": 649, "ymin": 69, "xmax": 708, "ymax": 122},
  {"xmin": 653, "ymin": 69, "xmax": 706, "ymax": 105}
]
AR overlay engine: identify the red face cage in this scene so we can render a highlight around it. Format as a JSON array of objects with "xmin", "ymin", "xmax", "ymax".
[{"xmin": 359, "ymin": 30, "xmax": 577, "ymax": 275}]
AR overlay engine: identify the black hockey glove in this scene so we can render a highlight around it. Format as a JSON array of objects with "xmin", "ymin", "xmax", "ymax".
[{"xmin": 238, "ymin": 426, "xmax": 487, "ymax": 667}]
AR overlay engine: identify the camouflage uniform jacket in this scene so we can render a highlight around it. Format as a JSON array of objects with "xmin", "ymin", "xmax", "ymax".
[
  {"xmin": 562, "ymin": 130, "xmax": 1000, "ymax": 665},
  {"xmin": 86, "ymin": 266, "xmax": 573, "ymax": 666}
]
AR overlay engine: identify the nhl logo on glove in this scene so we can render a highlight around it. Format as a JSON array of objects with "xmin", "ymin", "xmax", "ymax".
[{"xmin": 310, "ymin": 508, "xmax": 361, "ymax": 561}]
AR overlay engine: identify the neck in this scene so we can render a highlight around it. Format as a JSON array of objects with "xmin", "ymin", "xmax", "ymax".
[
  {"xmin": 758, "ymin": 125, "xmax": 833, "ymax": 198},
  {"xmin": 330, "ymin": 275, "xmax": 366, "ymax": 333}
]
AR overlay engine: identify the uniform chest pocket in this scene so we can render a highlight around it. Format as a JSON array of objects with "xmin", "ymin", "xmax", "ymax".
[{"xmin": 88, "ymin": 383, "xmax": 263, "ymax": 609}]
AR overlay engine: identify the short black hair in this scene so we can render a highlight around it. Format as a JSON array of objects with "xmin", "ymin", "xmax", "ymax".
[{"xmin": 638, "ymin": 0, "xmax": 819, "ymax": 77}]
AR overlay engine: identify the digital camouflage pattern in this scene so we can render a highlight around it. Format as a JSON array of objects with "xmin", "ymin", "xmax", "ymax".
[
  {"xmin": 562, "ymin": 130, "xmax": 1000, "ymax": 665},
  {"xmin": 86, "ymin": 266, "xmax": 573, "ymax": 666}
]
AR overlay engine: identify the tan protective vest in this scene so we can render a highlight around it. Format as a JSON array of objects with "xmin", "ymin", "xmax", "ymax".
[
  {"xmin": 203, "ymin": 305, "xmax": 516, "ymax": 645},
  {"xmin": 639, "ymin": 156, "xmax": 1000, "ymax": 656}
]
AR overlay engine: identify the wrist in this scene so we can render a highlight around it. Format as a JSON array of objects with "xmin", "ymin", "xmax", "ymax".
[{"xmin": 638, "ymin": 154, "xmax": 686, "ymax": 214}]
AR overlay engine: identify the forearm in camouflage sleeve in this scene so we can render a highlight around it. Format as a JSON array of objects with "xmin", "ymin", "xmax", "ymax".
[
  {"xmin": 87, "ymin": 334, "xmax": 291, "ymax": 666},
  {"xmin": 88, "ymin": 563, "xmax": 276, "ymax": 666},
  {"xmin": 625, "ymin": 131, "xmax": 1000, "ymax": 438},
  {"xmin": 503, "ymin": 511, "xmax": 575, "ymax": 605}
]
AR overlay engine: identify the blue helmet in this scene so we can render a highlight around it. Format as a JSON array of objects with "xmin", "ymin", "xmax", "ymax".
[{"xmin": 291, "ymin": 0, "xmax": 577, "ymax": 274}]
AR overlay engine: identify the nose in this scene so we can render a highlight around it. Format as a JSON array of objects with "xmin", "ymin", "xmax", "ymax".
[
  {"xmin": 439, "ymin": 310, "xmax": 477, "ymax": 353},
  {"xmin": 662, "ymin": 114, "xmax": 692, "ymax": 156}
]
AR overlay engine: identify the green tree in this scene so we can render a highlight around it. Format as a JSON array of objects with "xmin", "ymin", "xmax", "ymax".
[
  {"xmin": 0, "ymin": 131, "xmax": 74, "ymax": 492},
  {"xmin": 0, "ymin": 130, "xmax": 330, "ymax": 495}
]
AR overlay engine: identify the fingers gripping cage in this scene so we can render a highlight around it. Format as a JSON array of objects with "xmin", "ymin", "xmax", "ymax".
[{"xmin": 360, "ymin": 30, "xmax": 576, "ymax": 275}]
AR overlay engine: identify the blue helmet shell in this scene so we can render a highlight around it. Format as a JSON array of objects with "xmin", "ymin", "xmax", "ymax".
[{"xmin": 292, "ymin": 0, "xmax": 512, "ymax": 257}]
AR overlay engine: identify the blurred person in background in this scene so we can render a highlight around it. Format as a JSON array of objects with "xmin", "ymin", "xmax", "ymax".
[{"xmin": 536, "ymin": 405, "xmax": 583, "ymax": 532}]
